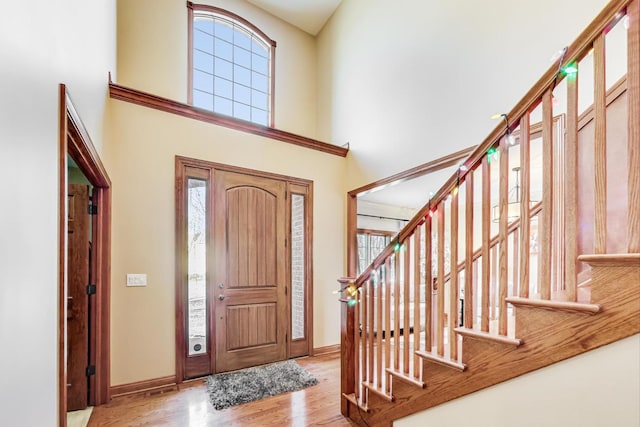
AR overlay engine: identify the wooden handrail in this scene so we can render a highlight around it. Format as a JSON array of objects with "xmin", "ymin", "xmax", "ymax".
[
  {"xmin": 341, "ymin": 1, "xmax": 639, "ymax": 422},
  {"xmin": 352, "ymin": 0, "xmax": 631, "ymax": 290}
]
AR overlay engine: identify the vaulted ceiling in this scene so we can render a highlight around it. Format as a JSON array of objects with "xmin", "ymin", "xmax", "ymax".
[{"xmin": 246, "ymin": 0, "xmax": 342, "ymax": 35}]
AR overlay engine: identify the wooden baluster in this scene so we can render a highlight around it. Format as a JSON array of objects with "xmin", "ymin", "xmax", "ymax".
[
  {"xmin": 628, "ymin": 0, "xmax": 640, "ymax": 253},
  {"xmin": 565, "ymin": 56, "xmax": 579, "ymax": 301},
  {"xmin": 403, "ymin": 238, "xmax": 411, "ymax": 374},
  {"xmin": 481, "ymin": 155, "xmax": 491, "ymax": 331},
  {"xmin": 353, "ymin": 281, "xmax": 360, "ymax": 401},
  {"xmin": 519, "ymin": 113, "xmax": 531, "ymax": 298},
  {"xmin": 361, "ymin": 280, "xmax": 368, "ymax": 387},
  {"xmin": 384, "ymin": 258, "xmax": 391, "ymax": 394},
  {"xmin": 473, "ymin": 258, "xmax": 479, "ymax": 321},
  {"xmin": 594, "ymin": 33, "xmax": 607, "ymax": 254},
  {"xmin": 368, "ymin": 279, "xmax": 374, "ymax": 385},
  {"xmin": 394, "ymin": 252, "xmax": 400, "ymax": 370},
  {"xmin": 539, "ymin": 89, "xmax": 554, "ymax": 300},
  {"xmin": 490, "ymin": 245, "xmax": 498, "ymax": 321},
  {"xmin": 339, "ymin": 277, "xmax": 356, "ymax": 413},
  {"xmin": 413, "ymin": 227, "xmax": 421, "ymax": 378},
  {"xmin": 464, "ymin": 173, "xmax": 475, "ymax": 327},
  {"xmin": 424, "ymin": 213, "xmax": 433, "ymax": 352},
  {"xmin": 376, "ymin": 267, "xmax": 383, "ymax": 390},
  {"xmin": 437, "ymin": 202, "xmax": 445, "ymax": 356},
  {"xmin": 449, "ymin": 187, "xmax": 459, "ymax": 360},
  {"xmin": 512, "ymin": 228, "xmax": 519, "ymax": 298},
  {"xmin": 498, "ymin": 137, "xmax": 509, "ymax": 335}
]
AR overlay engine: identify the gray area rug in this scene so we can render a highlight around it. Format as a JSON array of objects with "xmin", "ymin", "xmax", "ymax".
[{"xmin": 206, "ymin": 360, "xmax": 319, "ymax": 410}]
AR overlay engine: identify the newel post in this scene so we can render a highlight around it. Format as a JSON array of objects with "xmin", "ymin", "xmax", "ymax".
[{"xmin": 338, "ymin": 277, "xmax": 356, "ymax": 416}]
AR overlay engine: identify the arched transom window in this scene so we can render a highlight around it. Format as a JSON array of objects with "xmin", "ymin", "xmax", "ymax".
[{"xmin": 188, "ymin": 3, "xmax": 275, "ymax": 126}]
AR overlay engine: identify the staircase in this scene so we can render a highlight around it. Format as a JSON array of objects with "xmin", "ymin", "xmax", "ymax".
[{"xmin": 339, "ymin": 0, "xmax": 640, "ymax": 425}]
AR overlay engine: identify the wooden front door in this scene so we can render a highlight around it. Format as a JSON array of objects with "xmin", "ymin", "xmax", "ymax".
[
  {"xmin": 213, "ymin": 170, "xmax": 288, "ymax": 372},
  {"xmin": 67, "ymin": 184, "xmax": 90, "ymax": 411}
]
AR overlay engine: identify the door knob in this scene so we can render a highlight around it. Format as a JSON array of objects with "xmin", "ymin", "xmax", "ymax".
[{"xmin": 218, "ymin": 295, "xmax": 225, "ymax": 301}]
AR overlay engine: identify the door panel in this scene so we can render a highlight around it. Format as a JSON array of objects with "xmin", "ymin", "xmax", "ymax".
[
  {"xmin": 67, "ymin": 184, "xmax": 90, "ymax": 411},
  {"xmin": 214, "ymin": 171, "xmax": 287, "ymax": 372}
]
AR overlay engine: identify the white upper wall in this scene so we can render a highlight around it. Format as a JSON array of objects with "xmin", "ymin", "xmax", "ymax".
[
  {"xmin": 0, "ymin": 0, "xmax": 116, "ymax": 425},
  {"xmin": 317, "ymin": 0, "xmax": 610, "ymax": 190},
  {"xmin": 117, "ymin": 0, "xmax": 319, "ymax": 138}
]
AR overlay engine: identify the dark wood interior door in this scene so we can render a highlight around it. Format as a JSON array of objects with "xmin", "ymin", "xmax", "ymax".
[
  {"xmin": 67, "ymin": 184, "xmax": 90, "ymax": 411},
  {"xmin": 213, "ymin": 171, "xmax": 288, "ymax": 372}
]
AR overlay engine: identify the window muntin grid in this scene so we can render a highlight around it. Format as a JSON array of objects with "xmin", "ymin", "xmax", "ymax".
[{"xmin": 192, "ymin": 12, "xmax": 271, "ymax": 126}]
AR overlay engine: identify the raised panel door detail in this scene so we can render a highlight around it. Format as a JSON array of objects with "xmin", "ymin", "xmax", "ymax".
[{"xmin": 226, "ymin": 303, "xmax": 277, "ymax": 350}]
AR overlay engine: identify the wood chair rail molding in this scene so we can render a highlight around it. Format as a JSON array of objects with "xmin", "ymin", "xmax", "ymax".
[{"xmin": 108, "ymin": 81, "xmax": 348, "ymax": 158}]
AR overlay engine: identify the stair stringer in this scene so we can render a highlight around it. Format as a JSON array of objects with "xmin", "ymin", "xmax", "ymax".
[{"xmin": 344, "ymin": 255, "xmax": 640, "ymax": 427}]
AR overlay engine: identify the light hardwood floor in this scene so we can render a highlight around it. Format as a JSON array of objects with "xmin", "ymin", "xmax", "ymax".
[{"xmin": 89, "ymin": 352, "xmax": 360, "ymax": 426}]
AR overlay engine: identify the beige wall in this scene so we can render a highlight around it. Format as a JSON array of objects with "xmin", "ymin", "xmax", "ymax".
[
  {"xmin": 105, "ymin": 99, "xmax": 346, "ymax": 385},
  {"xmin": 117, "ymin": 0, "xmax": 319, "ymax": 138},
  {"xmin": 110, "ymin": 0, "xmax": 342, "ymax": 386},
  {"xmin": 395, "ymin": 334, "xmax": 640, "ymax": 426},
  {"xmin": 317, "ymin": 0, "xmax": 610, "ymax": 191},
  {"xmin": 0, "ymin": 0, "xmax": 116, "ymax": 425}
]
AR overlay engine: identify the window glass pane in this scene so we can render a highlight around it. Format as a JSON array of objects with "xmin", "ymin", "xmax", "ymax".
[
  {"xmin": 234, "ymin": 65, "xmax": 251, "ymax": 87},
  {"xmin": 214, "ymin": 76, "xmax": 232, "ymax": 99},
  {"xmin": 252, "ymin": 71, "xmax": 268, "ymax": 91},
  {"xmin": 234, "ymin": 83, "xmax": 251, "ymax": 105},
  {"xmin": 194, "ymin": 30, "xmax": 214, "ymax": 54},
  {"xmin": 194, "ymin": 50, "xmax": 213, "ymax": 74},
  {"xmin": 357, "ymin": 234, "xmax": 367, "ymax": 274},
  {"xmin": 214, "ymin": 37, "xmax": 233, "ymax": 61},
  {"xmin": 233, "ymin": 45, "xmax": 251, "ymax": 68},
  {"xmin": 187, "ymin": 179, "xmax": 207, "ymax": 356},
  {"xmin": 251, "ymin": 89, "xmax": 267, "ymax": 110},
  {"xmin": 234, "ymin": 27, "xmax": 252, "ymax": 50},
  {"xmin": 193, "ymin": 90, "xmax": 213, "ymax": 111},
  {"xmin": 214, "ymin": 21, "xmax": 233, "ymax": 42},
  {"xmin": 291, "ymin": 194, "xmax": 305, "ymax": 340},
  {"xmin": 252, "ymin": 39, "xmax": 268, "ymax": 57},
  {"xmin": 194, "ymin": 18, "xmax": 214, "ymax": 35},
  {"xmin": 193, "ymin": 69, "xmax": 213, "ymax": 93},
  {"xmin": 370, "ymin": 235, "xmax": 388, "ymax": 262},
  {"xmin": 252, "ymin": 53, "xmax": 268, "ymax": 76},
  {"xmin": 251, "ymin": 108, "xmax": 268, "ymax": 126},
  {"xmin": 214, "ymin": 96, "xmax": 232, "ymax": 116},
  {"xmin": 233, "ymin": 102, "xmax": 251, "ymax": 121},
  {"xmin": 214, "ymin": 57, "xmax": 232, "ymax": 80}
]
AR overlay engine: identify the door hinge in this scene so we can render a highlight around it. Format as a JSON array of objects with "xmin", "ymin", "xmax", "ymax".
[
  {"xmin": 86, "ymin": 284, "xmax": 97, "ymax": 295},
  {"xmin": 86, "ymin": 365, "xmax": 96, "ymax": 377},
  {"xmin": 88, "ymin": 203, "xmax": 98, "ymax": 215}
]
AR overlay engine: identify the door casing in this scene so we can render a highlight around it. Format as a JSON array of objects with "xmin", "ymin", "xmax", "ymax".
[
  {"xmin": 58, "ymin": 84, "xmax": 111, "ymax": 426},
  {"xmin": 175, "ymin": 156, "xmax": 314, "ymax": 381}
]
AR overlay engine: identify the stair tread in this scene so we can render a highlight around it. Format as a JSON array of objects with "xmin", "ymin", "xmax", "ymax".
[
  {"xmin": 415, "ymin": 350, "xmax": 466, "ymax": 371},
  {"xmin": 362, "ymin": 382, "xmax": 394, "ymax": 402},
  {"xmin": 386, "ymin": 367, "xmax": 426, "ymax": 389},
  {"xmin": 578, "ymin": 253, "xmax": 640, "ymax": 267},
  {"xmin": 342, "ymin": 392, "xmax": 369, "ymax": 412},
  {"xmin": 454, "ymin": 327, "xmax": 523, "ymax": 347},
  {"xmin": 506, "ymin": 296, "xmax": 601, "ymax": 314}
]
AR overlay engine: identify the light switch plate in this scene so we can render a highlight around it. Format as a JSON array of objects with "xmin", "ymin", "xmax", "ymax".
[{"xmin": 126, "ymin": 273, "xmax": 147, "ymax": 287}]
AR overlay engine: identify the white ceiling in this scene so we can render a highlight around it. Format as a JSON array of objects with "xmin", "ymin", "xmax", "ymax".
[
  {"xmin": 246, "ymin": 0, "xmax": 342, "ymax": 35},
  {"xmin": 358, "ymin": 166, "xmax": 459, "ymax": 211}
]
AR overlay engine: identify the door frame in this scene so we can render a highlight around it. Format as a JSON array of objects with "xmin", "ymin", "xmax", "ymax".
[
  {"xmin": 175, "ymin": 156, "xmax": 313, "ymax": 381},
  {"xmin": 58, "ymin": 84, "xmax": 111, "ymax": 425}
]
